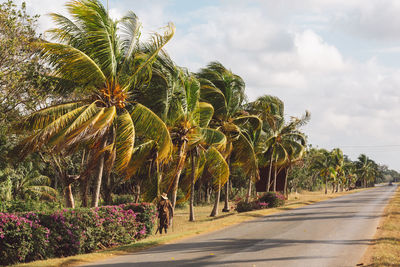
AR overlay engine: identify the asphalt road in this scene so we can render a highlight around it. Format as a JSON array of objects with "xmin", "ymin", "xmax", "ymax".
[{"xmin": 84, "ymin": 185, "xmax": 397, "ymax": 267}]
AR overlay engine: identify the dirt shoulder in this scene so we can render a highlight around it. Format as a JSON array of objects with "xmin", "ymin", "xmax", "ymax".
[{"xmin": 360, "ymin": 185, "xmax": 400, "ymax": 266}]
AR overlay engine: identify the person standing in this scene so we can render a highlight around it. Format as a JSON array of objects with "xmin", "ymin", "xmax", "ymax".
[{"xmin": 157, "ymin": 193, "xmax": 173, "ymax": 234}]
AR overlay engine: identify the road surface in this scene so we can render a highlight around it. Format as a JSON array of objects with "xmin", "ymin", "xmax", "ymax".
[{"xmin": 84, "ymin": 185, "xmax": 397, "ymax": 267}]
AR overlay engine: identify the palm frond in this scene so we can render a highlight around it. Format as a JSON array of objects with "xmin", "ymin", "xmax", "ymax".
[
  {"xmin": 37, "ymin": 41, "xmax": 106, "ymax": 86},
  {"xmin": 204, "ymin": 147, "xmax": 229, "ymax": 190},
  {"xmin": 114, "ymin": 110, "xmax": 135, "ymax": 172},
  {"xmin": 130, "ymin": 103, "xmax": 172, "ymax": 162}
]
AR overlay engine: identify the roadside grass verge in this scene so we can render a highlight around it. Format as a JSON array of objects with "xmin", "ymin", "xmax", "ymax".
[
  {"xmin": 14, "ymin": 188, "xmax": 368, "ymax": 267},
  {"xmin": 361, "ymin": 185, "xmax": 400, "ymax": 266}
]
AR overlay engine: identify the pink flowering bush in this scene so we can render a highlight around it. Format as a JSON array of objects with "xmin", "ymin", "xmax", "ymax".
[
  {"xmin": 0, "ymin": 212, "xmax": 49, "ymax": 265},
  {"xmin": 0, "ymin": 202, "xmax": 156, "ymax": 265}
]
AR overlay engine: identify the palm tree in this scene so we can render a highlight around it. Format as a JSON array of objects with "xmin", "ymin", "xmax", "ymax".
[
  {"xmin": 15, "ymin": 0, "xmax": 174, "ymax": 207},
  {"xmin": 311, "ymin": 149, "xmax": 333, "ymax": 194},
  {"xmin": 249, "ymin": 95, "xmax": 309, "ymax": 192},
  {"xmin": 356, "ymin": 154, "xmax": 375, "ymax": 188},
  {"xmin": 197, "ymin": 62, "xmax": 261, "ymax": 214}
]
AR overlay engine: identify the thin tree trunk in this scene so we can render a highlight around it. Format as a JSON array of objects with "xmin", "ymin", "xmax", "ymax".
[
  {"xmin": 134, "ymin": 184, "xmax": 140, "ymax": 203},
  {"xmin": 267, "ymin": 151, "xmax": 274, "ymax": 192},
  {"xmin": 189, "ymin": 152, "xmax": 196, "ymax": 221},
  {"xmin": 64, "ymin": 184, "xmax": 75, "ymax": 208},
  {"xmin": 206, "ymin": 185, "xmax": 211, "ymax": 204},
  {"xmin": 91, "ymin": 139, "xmax": 107, "ymax": 207},
  {"xmin": 273, "ymin": 155, "xmax": 278, "ymax": 192},
  {"xmin": 246, "ymin": 177, "xmax": 252, "ymax": 203},
  {"xmin": 222, "ymin": 179, "xmax": 230, "ymax": 212},
  {"xmin": 284, "ymin": 167, "xmax": 289, "ymax": 198},
  {"xmin": 210, "ymin": 186, "xmax": 221, "ymax": 217},
  {"xmin": 325, "ymin": 179, "xmax": 328, "ymax": 194},
  {"xmin": 222, "ymin": 156, "xmax": 231, "ymax": 212},
  {"xmin": 171, "ymin": 141, "xmax": 187, "ymax": 210}
]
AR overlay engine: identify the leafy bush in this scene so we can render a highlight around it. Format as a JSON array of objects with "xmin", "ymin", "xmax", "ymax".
[
  {"xmin": 258, "ymin": 192, "xmax": 285, "ymax": 207},
  {"xmin": 236, "ymin": 201, "xmax": 253, "ymax": 212},
  {"xmin": 0, "ymin": 212, "xmax": 50, "ymax": 266}
]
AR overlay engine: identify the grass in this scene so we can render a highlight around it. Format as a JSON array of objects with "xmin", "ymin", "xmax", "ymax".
[
  {"xmin": 361, "ymin": 185, "xmax": 400, "ymax": 266},
  {"xmin": 14, "ymin": 188, "xmax": 368, "ymax": 267}
]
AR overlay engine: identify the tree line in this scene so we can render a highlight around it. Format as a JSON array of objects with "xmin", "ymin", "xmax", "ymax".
[{"xmin": 0, "ymin": 0, "xmax": 398, "ymax": 221}]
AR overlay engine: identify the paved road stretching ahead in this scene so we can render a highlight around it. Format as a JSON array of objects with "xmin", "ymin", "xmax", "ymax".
[{"xmin": 84, "ymin": 185, "xmax": 397, "ymax": 267}]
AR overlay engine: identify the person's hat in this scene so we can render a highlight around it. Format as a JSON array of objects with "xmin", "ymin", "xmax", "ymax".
[{"xmin": 161, "ymin": 193, "xmax": 168, "ymax": 200}]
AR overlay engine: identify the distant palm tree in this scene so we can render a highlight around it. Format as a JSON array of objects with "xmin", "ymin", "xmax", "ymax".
[
  {"xmin": 16, "ymin": 0, "xmax": 174, "ymax": 207},
  {"xmin": 356, "ymin": 154, "xmax": 375, "ymax": 188}
]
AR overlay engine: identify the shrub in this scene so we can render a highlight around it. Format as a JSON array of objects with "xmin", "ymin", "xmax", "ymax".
[
  {"xmin": 258, "ymin": 192, "xmax": 285, "ymax": 207},
  {"xmin": 236, "ymin": 201, "xmax": 253, "ymax": 212},
  {"xmin": 0, "ymin": 212, "xmax": 49, "ymax": 266}
]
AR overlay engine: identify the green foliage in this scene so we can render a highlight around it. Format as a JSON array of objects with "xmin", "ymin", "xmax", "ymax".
[{"xmin": 0, "ymin": 199, "xmax": 62, "ymax": 213}]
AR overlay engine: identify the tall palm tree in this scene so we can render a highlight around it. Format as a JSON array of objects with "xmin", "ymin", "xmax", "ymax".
[
  {"xmin": 197, "ymin": 62, "xmax": 261, "ymax": 214},
  {"xmin": 15, "ymin": 0, "xmax": 174, "ymax": 207},
  {"xmin": 249, "ymin": 95, "xmax": 309, "ymax": 192}
]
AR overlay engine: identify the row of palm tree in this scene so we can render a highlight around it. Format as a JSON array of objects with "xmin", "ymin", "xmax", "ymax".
[
  {"xmin": 308, "ymin": 148, "xmax": 380, "ymax": 194},
  {"xmin": 14, "ymin": 0, "xmax": 310, "ymax": 221}
]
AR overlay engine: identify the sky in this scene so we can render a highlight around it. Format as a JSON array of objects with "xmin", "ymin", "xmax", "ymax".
[{"xmin": 6, "ymin": 0, "xmax": 400, "ymax": 170}]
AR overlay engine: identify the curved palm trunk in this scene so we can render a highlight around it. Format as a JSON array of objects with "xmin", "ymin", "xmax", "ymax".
[
  {"xmin": 171, "ymin": 141, "xmax": 187, "ymax": 210},
  {"xmin": 189, "ymin": 152, "xmax": 196, "ymax": 221}
]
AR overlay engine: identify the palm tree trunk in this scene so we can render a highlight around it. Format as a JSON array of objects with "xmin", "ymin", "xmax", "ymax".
[
  {"xmin": 210, "ymin": 185, "xmax": 221, "ymax": 217},
  {"xmin": 273, "ymin": 155, "xmax": 278, "ymax": 192},
  {"xmin": 171, "ymin": 141, "xmax": 187, "ymax": 210},
  {"xmin": 267, "ymin": 151, "xmax": 274, "ymax": 192},
  {"xmin": 246, "ymin": 177, "xmax": 252, "ymax": 203},
  {"xmin": 222, "ymin": 156, "xmax": 231, "ymax": 212},
  {"xmin": 64, "ymin": 183, "xmax": 75, "ymax": 208},
  {"xmin": 325, "ymin": 178, "xmax": 328, "ymax": 194},
  {"xmin": 91, "ymin": 139, "xmax": 107, "ymax": 207},
  {"xmin": 206, "ymin": 185, "xmax": 211, "ymax": 204},
  {"xmin": 189, "ymin": 152, "xmax": 196, "ymax": 222},
  {"xmin": 284, "ymin": 167, "xmax": 289, "ymax": 198}
]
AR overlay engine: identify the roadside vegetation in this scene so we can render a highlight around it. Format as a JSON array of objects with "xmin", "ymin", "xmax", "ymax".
[{"xmin": 0, "ymin": 0, "xmax": 399, "ymax": 265}]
